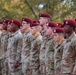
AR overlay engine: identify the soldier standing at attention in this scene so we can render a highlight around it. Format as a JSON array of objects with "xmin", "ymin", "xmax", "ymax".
[
  {"xmin": 73, "ymin": 50, "xmax": 76, "ymax": 74},
  {"xmin": 0, "ymin": 19, "xmax": 10, "ymax": 75},
  {"xmin": 0, "ymin": 21, "xmax": 3, "ymax": 75},
  {"xmin": 0, "ymin": 21, "xmax": 3, "ymax": 35},
  {"xmin": 30, "ymin": 20, "xmax": 42, "ymax": 75},
  {"xmin": 74, "ymin": 19, "xmax": 76, "ymax": 34},
  {"xmin": 7, "ymin": 19, "xmax": 23, "ymax": 75},
  {"xmin": 39, "ymin": 13, "xmax": 51, "ymax": 37},
  {"xmin": 53, "ymin": 28, "xmax": 65, "ymax": 75},
  {"xmin": 21, "ymin": 17, "xmax": 33, "ymax": 75},
  {"xmin": 39, "ymin": 13, "xmax": 51, "ymax": 75},
  {"xmin": 45, "ymin": 22, "xmax": 57, "ymax": 75},
  {"xmin": 61, "ymin": 19, "xmax": 76, "ymax": 75}
]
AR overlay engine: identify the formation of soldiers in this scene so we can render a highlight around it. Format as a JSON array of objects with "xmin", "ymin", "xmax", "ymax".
[{"xmin": 0, "ymin": 13, "xmax": 76, "ymax": 75}]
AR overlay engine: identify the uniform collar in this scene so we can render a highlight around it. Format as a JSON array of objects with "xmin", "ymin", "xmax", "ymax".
[
  {"xmin": 11, "ymin": 30, "xmax": 19, "ymax": 37},
  {"xmin": 1, "ymin": 31, "xmax": 9, "ymax": 36},
  {"xmin": 24, "ymin": 30, "xmax": 31, "ymax": 35},
  {"xmin": 56, "ymin": 39, "xmax": 65, "ymax": 48},
  {"xmin": 41, "ymin": 29, "xmax": 46, "ymax": 36},
  {"xmin": 66, "ymin": 32, "xmax": 76, "ymax": 42},
  {"xmin": 33, "ymin": 34, "xmax": 40, "ymax": 41},
  {"xmin": 47, "ymin": 35, "xmax": 54, "ymax": 40}
]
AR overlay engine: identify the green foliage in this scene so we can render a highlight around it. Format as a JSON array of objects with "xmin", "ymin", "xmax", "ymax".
[{"xmin": 0, "ymin": 0, "xmax": 76, "ymax": 22}]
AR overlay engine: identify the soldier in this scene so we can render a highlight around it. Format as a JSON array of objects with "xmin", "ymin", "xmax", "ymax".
[
  {"xmin": 44, "ymin": 22, "xmax": 57, "ymax": 75},
  {"xmin": 53, "ymin": 28, "xmax": 65, "ymax": 75},
  {"xmin": 61, "ymin": 19, "xmax": 76, "ymax": 75},
  {"xmin": 21, "ymin": 17, "xmax": 33, "ymax": 75},
  {"xmin": 39, "ymin": 13, "xmax": 51, "ymax": 75},
  {"xmin": 0, "ymin": 21, "xmax": 3, "ymax": 75},
  {"xmin": 39, "ymin": 13, "xmax": 51, "ymax": 36},
  {"xmin": 73, "ymin": 64, "xmax": 76, "ymax": 75},
  {"xmin": 0, "ymin": 19, "xmax": 10, "ymax": 75},
  {"xmin": 74, "ymin": 19, "xmax": 76, "ymax": 34},
  {"xmin": 30, "ymin": 20, "xmax": 42, "ymax": 75},
  {"xmin": 7, "ymin": 19, "xmax": 23, "ymax": 75},
  {"xmin": 33, "ymin": 20, "xmax": 42, "ymax": 33},
  {"xmin": 0, "ymin": 21, "xmax": 3, "ymax": 35}
]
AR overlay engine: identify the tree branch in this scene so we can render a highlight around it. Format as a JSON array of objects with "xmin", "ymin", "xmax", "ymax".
[{"xmin": 24, "ymin": 0, "xmax": 37, "ymax": 19}]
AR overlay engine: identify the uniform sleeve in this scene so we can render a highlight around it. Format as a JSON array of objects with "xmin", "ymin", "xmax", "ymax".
[
  {"xmin": 72, "ymin": 40, "xmax": 76, "ymax": 74},
  {"xmin": 0, "ymin": 34, "xmax": 1, "ymax": 49},
  {"xmin": 71, "ymin": 40, "xmax": 76, "ymax": 58},
  {"xmin": 0, "ymin": 34, "xmax": 1, "ymax": 44},
  {"xmin": 16, "ymin": 37, "xmax": 23, "ymax": 63}
]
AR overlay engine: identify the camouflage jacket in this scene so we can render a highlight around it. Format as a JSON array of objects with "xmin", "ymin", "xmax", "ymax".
[
  {"xmin": 39, "ymin": 29, "xmax": 47, "ymax": 65},
  {"xmin": 54, "ymin": 40, "xmax": 66, "ymax": 74},
  {"xmin": 30, "ymin": 34, "xmax": 42, "ymax": 69},
  {"xmin": 7, "ymin": 30, "xmax": 23, "ymax": 63},
  {"xmin": 61, "ymin": 32, "xmax": 76, "ymax": 74},
  {"xmin": 21, "ymin": 31, "xmax": 32, "ymax": 62},
  {"xmin": 45, "ymin": 36, "xmax": 55, "ymax": 74},
  {"xmin": 0, "ymin": 32, "xmax": 10, "ymax": 59}
]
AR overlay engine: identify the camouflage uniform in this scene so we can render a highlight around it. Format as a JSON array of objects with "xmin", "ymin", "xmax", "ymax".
[
  {"xmin": 72, "ymin": 34, "xmax": 76, "ymax": 75},
  {"xmin": 7, "ymin": 30, "xmax": 23, "ymax": 75},
  {"xmin": 21, "ymin": 31, "xmax": 32, "ymax": 75},
  {"xmin": 0, "ymin": 32, "xmax": 2, "ymax": 75},
  {"xmin": 0, "ymin": 32, "xmax": 10, "ymax": 75},
  {"xmin": 45, "ymin": 36, "xmax": 55, "ymax": 75},
  {"xmin": 73, "ymin": 64, "xmax": 76, "ymax": 74},
  {"xmin": 61, "ymin": 32, "xmax": 76, "ymax": 75},
  {"xmin": 30, "ymin": 34, "xmax": 42, "ymax": 75},
  {"xmin": 40, "ymin": 29, "xmax": 47, "ymax": 75},
  {"xmin": 0, "ymin": 31, "xmax": 2, "ymax": 35},
  {"xmin": 0, "ymin": 34, "xmax": 2, "ymax": 75},
  {"xmin": 54, "ymin": 40, "xmax": 66, "ymax": 75}
]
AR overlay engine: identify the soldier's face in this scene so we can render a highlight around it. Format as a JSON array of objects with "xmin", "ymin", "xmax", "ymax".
[
  {"xmin": 46, "ymin": 27, "xmax": 53, "ymax": 36},
  {"xmin": 7, "ymin": 24, "xmax": 11, "ymax": 32},
  {"xmin": 31, "ymin": 27, "xmax": 37, "ymax": 35},
  {"xmin": 21, "ymin": 21, "xmax": 29, "ymax": 30},
  {"xmin": 2, "ymin": 23, "xmax": 7, "ymax": 30},
  {"xmin": 10, "ymin": 23, "xmax": 17, "ymax": 32},
  {"xmin": 39, "ymin": 17, "xmax": 46, "ymax": 25},
  {"xmin": 54, "ymin": 33, "xmax": 60, "ymax": 42},
  {"xmin": 20, "ymin": 26, "xmax": 24, "ymax": 33},
  {"xmin": 64, "ymin": 25, "xmax": 72, "ymax": 33},
  {"xmin": 38, "ymin": 25, "xmax": 42, "ymax": 33}
]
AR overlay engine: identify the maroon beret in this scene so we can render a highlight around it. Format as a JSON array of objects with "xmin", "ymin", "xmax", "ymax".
[
  {"xmin": 39, "ymin": 13, "xmax": 50, "ymax": 18},
  {"xmin": 8, "ymin": 20, "xmax": 12, "ymax": 24},
  {"xmin": 53, "ymin": 28, "xmax": 64, "ymax": 33},
  {"xmin": 3, "ymin": 19, "xmax": 10, "ymax": 24},
  {"xmin": 11, "ymin": 19, "xmax": 22, "ymax": 27},
  {"xmin": 63, "ymin": 19, "xmax": 76, "ymax": 27},
  {"xmin": 22, "ymin": 17, "xmax": 33, "ymax": 24},
  {"xmin": 75, "ymin": 29, "xmax": 76, "ymax": 33},
  {"xmin": 57, "ymin": 23, "xmax": 64, "ymax": 28},
  {"xmin": 0, "ymin": 21, "xmax": 3, "ymax": 24},
  {"xmin": 75, "ymin": 19, "xmax": 76, "ymax": 23},
  {"xmin": 31, "ymin": 20, "xmax": 40, "ymax": 27},
  {"xmin": 33, "ymin": 20, "xmax": 40, "ymax": 24},
  {"xmin": 47, "ymin": 22, "xmax": 58, "ymax": 27}
]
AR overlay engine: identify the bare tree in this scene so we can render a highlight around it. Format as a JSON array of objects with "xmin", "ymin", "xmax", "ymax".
[{"xmin": 24, "ymin": 0, "xmax": 37, "ymax": 19}]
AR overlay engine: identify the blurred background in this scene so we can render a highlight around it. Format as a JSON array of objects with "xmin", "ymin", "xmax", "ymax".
[{"xmin": 0, "ymin": 0, "xmax": 76, "ymax": 22}]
